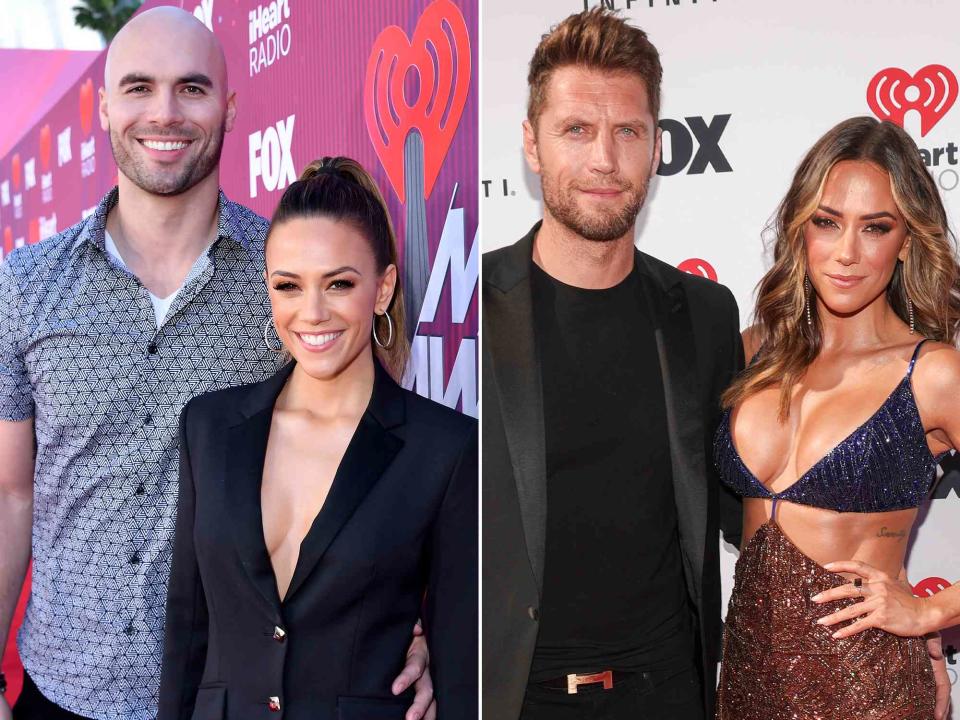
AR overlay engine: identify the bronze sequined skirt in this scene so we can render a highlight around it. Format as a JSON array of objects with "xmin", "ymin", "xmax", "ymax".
[{"xmin": 716, "ymin": 521, "xmax": 936, "ymax": 720}]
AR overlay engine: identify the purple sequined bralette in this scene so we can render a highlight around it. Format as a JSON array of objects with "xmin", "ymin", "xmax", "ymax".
[{"xmin": 715, "ymin": 339, "xmax": 947, "ymax": 513}]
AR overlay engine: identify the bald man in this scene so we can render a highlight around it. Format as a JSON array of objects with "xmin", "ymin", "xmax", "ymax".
[{"xmin": 0, "ymin": 9, "xmax": 433, "ymax": 720}]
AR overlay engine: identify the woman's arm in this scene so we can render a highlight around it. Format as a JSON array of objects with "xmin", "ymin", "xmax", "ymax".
[
  {"xmin": 424, "ymin": 425, "xmax": 478, "ymax": 718},
  {"xmin": 157, "ymin": 401, "xmax": 209, "ymax": 720},
  {"xmin": 814, "ymin": 344, "xmax": 960, "ymax": 638}
]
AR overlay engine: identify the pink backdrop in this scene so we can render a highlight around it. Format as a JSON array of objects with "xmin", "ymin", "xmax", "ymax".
[{"xmin": 0, "ymin": 0, "xmax": 477, "ymax": 704}]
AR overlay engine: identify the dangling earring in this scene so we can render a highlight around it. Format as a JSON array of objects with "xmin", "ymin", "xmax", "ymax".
[
  {"xmin": 263, "ymin": 316, "xmax": 284, "ymax": 353},
  {"xmin": 902, "ymin": 244, "xmax": 915, "ymax": 334},
  {"xmin": 373, "ymin": 312, "xmax": 394, "ymax": 349},
  {"xmin": 804, "ymin": 277, "xmax": 813, "ymax": 327}
]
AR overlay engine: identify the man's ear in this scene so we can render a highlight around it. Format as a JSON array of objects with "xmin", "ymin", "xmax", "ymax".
[
  {"xmin": 98, "ymin": 86, "xmax": 109, "ymax": 132},
  {"xmin": 224, "ymin": 91, "xmax": 238, "ymax": 133},
  {"xmin": 650, "ymin": 124, "xmax": 662, "ymax": 179},
  {"xmin": 522, "ymin": 119, "xmax": 542, "ymax": 175}
]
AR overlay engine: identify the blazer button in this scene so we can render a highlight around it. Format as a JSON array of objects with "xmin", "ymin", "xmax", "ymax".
[
  {"xmin": 528, "ymin": 606, "xmax": 539, "ymax": 621},
  {"xmin": 268, "ymin": 696, "xmax": 281, "ymax": 712},
  {"xmin": 273, "ymin": 626, "xmax": 286, "ymax": 643}
]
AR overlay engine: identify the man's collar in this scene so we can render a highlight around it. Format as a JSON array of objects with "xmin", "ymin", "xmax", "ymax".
[
  {"xmin": 487, "ymin": 219, "xmax": 682, "ymax": 295},
  {"xmin": 70, "ymin": 187, "xmax": 117, "ymax": 253},
  {"xmin": 70, "ymin": 187, "xmax": 255, "ymax": 256}
]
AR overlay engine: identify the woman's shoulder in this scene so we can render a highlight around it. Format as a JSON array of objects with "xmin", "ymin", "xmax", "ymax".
[
  {"xmin": 911, "ymin": 339, "xmax": 960, "ymax": 397},
  {"xmin": 397, "ymin": 385, "xmax": 476, "ymax": 442},
  {"xmin": 182, "ymin": 363, "xmax": 292, "ymax": 426}
]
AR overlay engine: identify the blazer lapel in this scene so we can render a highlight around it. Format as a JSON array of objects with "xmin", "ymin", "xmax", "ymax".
[
  {"xmin": 485, "ymin": 227, "xmax": 547, "ymax": 591},
  {"xmin": 283, "ymin": 364, "xmax": 404, "ymax": 602},
  {"xmin": 637, "ymin": 252, "xmax": 707, "ymax": 603},
  {"xmin": 225, "ymin": 364, "xmax": 295, "ymax": 616}
]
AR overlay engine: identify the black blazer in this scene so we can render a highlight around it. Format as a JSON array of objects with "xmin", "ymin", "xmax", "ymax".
[
  {"xmin": 482, "ymin": 224, "xmax": 744, "ymax": 720},
  {"xmin": 158, "ymin": 360, "xmax": 477, "ymax": 720}
]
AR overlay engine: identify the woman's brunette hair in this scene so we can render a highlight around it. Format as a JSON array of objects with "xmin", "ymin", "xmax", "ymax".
[
  {"xmin": 723, "ymin": 117, "xmax": 960, "ymax": 418},
  {"xmin": 267, "ymin": 156, "xmax": 409, "ymax": 379}
]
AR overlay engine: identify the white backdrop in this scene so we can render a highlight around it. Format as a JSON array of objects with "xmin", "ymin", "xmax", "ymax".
[{"xmin": 482, "ymin": 0, "xmax": 960, "ymax": 708}]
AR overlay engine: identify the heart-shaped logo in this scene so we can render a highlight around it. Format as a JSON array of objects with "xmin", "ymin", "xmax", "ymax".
[
  {"xmin": 11, "ymin": 154, "xmax": 21, "ymax": 191},
  {"xmin": 678, "ymin": 258, "xmax": 718, "ymax": 282},
  {"xmin": 79, "ymin": 77, "xmax": 94, "ymax": 135},
  {"xmin": 364, "ymin": 0, "xmax": 471, "ymax": 202},
  {"xmin": 913, "ymin": 576, "xmax": 952, "ymax": 598},
  {"xmin": 867, "ymin": 65, "xmax": 958, "ymax": 137},
  {"xmin": 3, "ymin": 227, "xmax": 12, "ymax": 255},
  {"xmin": 39, "ymin": 124, "xmax": 52, "ymax": 172},
  {"xmin": 28, "ymin": 218, "xmax": 39, "ymax": 245}
]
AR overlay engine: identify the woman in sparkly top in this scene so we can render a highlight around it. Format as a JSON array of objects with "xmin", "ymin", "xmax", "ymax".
[{"xmin": 713, "ymin": 117, "xmax": 960, "ymax": 719}]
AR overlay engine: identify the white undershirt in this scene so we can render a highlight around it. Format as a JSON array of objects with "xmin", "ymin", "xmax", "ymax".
[{"xmin": 104, "ymin": 230, "xmax": 187, "ymax": 329}]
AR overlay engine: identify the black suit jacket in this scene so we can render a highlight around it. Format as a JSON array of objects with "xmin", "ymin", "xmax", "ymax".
[
  {"xmin": 482, "ymin": 224, "xmax": 744, "ymax": 719},
  {"xmin": 158, "ymin": 361, "xmax": 478, "ymax": 720}
]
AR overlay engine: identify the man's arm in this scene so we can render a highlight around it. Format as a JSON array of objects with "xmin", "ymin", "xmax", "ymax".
[
  {"xmin": 0, "ymin": 419, "xmax": 35, "ymax": 714},
  {"xmin": 718, "ymin": 288, "xmax": 744, "ymax": 549}
]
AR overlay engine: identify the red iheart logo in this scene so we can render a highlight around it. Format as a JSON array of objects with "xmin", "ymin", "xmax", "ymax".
[
  {"xmin": 11, "ymin": 154, "xmax": 21, "ymax": 191},
  {"xmin": 79, "ymin": 78, "xmax": 95, "ymax": 135},
  {"xmin": 3, "ymin": 227, "xmax": 11, "ymax": 255},
  {"xmin": 28, "ymin": 218, "xmax": 39, "ymax": 245},
  {"xmin": 39, "ymin": 125, "xmax": 52, "ymax": 172},
  {"xmin": 913, "ymin": 576, "xmax": 952, "ymax": 598},
  {"xmin": 678, "ymin": 258, "xmax": 718, "ymax": 282},
  {"xmin": 867, "ymin": 65, "xmax": 958, "ymax": 137},
  {"xmin": 364, "ymin": 0, "xmax": 471, "ymax": 203}
]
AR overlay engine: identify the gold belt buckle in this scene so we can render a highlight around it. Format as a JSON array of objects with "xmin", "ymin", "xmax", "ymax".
[{"xmin": 565, "ymin": 669, "xmax": 614, "ymax": 694}]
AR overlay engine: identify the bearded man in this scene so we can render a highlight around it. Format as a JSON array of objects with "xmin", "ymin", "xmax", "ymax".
[{"xmin": 482, "ymin": 8, "xmax": 744, "ymax": 719}]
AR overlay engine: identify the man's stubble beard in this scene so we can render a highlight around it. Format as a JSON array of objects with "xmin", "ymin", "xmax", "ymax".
[
  {"xmin": 540, "ymin": 167, "xmax": 650, "ymax": 244},
  {"xmin": 110, "ymin": 121, "xmax": 226, "ymax": 196}
]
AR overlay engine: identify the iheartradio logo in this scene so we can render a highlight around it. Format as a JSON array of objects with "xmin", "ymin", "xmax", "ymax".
[
  {"xmin": 913, "ymin": 576, "xmax": 952, "ymax": 598},
  {"xmin": 11, "ymin": 154, "xmax": 21, "ymax": 191},
  {"xmin": 39, "ymin": 125, "xmax": 52, "ymax": 172},
  {"xmin": 79, "ymin": 78, "xmax": 94, "ymax": 136},
  {"xmin": 364, "ymin": 0, "xmax": 471, "ymax": 203},
  {"xmin": 867, "ymin": 65, "xmax": 958, "ymax": 137},
  {"xmin": 678, "ymin": 258, "xmax": 718, "ymax": 282}
]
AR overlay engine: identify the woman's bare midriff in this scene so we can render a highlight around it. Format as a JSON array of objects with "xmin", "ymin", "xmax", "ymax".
[{"xmin": 742, "ymin": 498, "xmax": 918, "ymax": 581}]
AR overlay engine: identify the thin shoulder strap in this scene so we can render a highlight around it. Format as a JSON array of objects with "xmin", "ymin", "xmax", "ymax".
[
  {"xmin": 747, "ymin": 343, "xmax": 765, "ymax": 368},
  {"xmin": 907, "ymin": 338, "xmax": 930, "ymax": 376}
]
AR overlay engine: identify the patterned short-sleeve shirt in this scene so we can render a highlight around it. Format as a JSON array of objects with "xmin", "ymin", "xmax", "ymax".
[{"xmin": 0, "ymin": 188, "xmax": 287, "ymax": 719}]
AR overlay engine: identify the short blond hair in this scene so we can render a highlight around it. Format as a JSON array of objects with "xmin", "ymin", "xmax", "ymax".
[{"xmin": 527, "ymin": 7, "xmax": 662, "ymax": 127}]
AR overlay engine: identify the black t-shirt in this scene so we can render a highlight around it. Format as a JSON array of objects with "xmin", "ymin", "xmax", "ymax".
[{"xmin": 529, "ymin": 260, "xmax": 694, "ymax": 680}]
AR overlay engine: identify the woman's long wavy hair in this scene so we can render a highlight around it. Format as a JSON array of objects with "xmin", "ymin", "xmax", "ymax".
[
  {"xmin": 722, "ymin": 117, "xmax": 960, "ymax": 418},
  {"xmin": 266, "ymin": 156, "xmax": 409, "ymax": 380}
]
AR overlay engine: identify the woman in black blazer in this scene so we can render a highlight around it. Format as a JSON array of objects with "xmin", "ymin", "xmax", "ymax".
[{"xmin": 157, "ymin": 157, "xmax": 478, "ymax": 720}]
